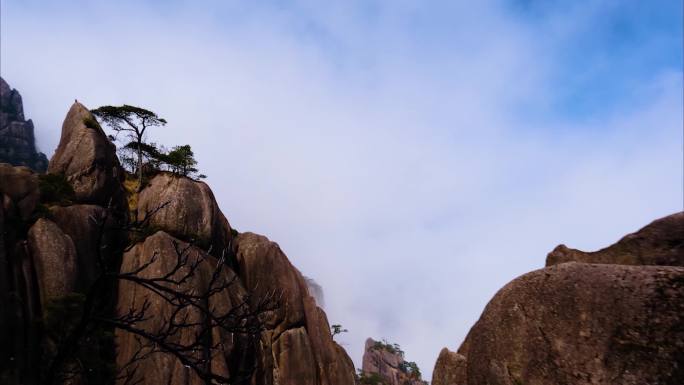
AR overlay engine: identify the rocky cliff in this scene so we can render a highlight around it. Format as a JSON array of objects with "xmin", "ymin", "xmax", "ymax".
[
  {"xmin": 0, "ymin": 77, "xmax": 48, "ymax": 172},
  {"xmin": 0, "ymin": 100, "xmax": 357, "ymax": 385},
  {"xmin": 431, "ymin": 213, "xmax": 684, "ymax": 385},
  {"xmin": 360, "ymin": 338, "xmax": 427, "ymax": 385}
]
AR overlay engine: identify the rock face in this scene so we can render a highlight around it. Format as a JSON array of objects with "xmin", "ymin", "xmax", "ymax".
[
  {"xmin": 433, "ymin": 212, "xmax": 684, "ymax": 385},
  {"xmin": 50, "ymin": 204, "xmax": 119, "ymax": 291},
  {"xmin": 431, "ymin": 348, "xmax": 466, "ymax": 385},
  {"xmin": 463, "ymin": 263, "xmax": 683, "ymax": 385},
  {"xmin": 115, "ymin": 231, "xmax": 253, "ymax": 385},
  {"xmin": 48, "ymin": 102, "xmax": 125, "ymax": 208},
  {"xmin": 137, "ymin": 173, "xmax": 233, "ymax": 258},
  {"xmin": 0, "ymin": 163, "xmax": 40, "ymax": 220},
  {"xmin": 27, "ymin": 218, "xmax": 78, "ymax": 304},
  {"xmin": 547, "ymin": 212, "xmax": 684, "ymax": 266},
  {"xmin": 361, "ymin": 338, "xmax": 426, "ymax": 385},
  {"xmin": 233, "ymin": 232, "xmax": 356, "ymax": 385},
  {"xmin": 0, "ymin": 77, "xmax": 48, "ymax": 172}
]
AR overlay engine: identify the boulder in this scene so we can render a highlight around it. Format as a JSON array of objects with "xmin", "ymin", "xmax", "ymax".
[
  {"xmin": 0, "ymin": 163, "xmax": 39, "ymax": 221},
  {"xmin": 431, "ymin": 348, "xmax": 466, "ymax": 385},
  {"xmin": 48, "ymin": 102, "xmax": 125, "ymax": 207},
  {"xmin": 547, "ymin": 212, "xmax": 684, "ymax": 266},
  {"xmin": 27, "ymin": 218, "xmax": 78, "ymax": 303},
  {"xmin": 137, "ymin": 173, "xmax": 232, "ymax": 257},
  {"xmin": 115, "ymin": 231, "xmax": 252, "ymax": 385},
  {"xmin": 458, "ymin": 262, "xmax": 684, "ymax": 385}
]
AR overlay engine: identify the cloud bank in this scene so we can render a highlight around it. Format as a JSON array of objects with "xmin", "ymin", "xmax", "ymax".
[{"xmin": 2, "ymin": 0, "xmax": 682, "ymax": 378}]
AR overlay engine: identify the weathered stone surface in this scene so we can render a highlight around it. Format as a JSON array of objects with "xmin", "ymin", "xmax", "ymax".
[
  {"xmin": 27, "ymin": 218, "xmax": 78, "ymax": 303},
  {"xmin": 303, "ymin": 295, "xmax": 357, "ymax": 385},
  {"xmin": 50, "ymin": 204, "xmax": 120, "ymax": 291},
  {"xmin": 233, "ymin": 232, "xmax": 356, "ymax": 385},
  {"xmin": 272, "ymin": 327, "xmax": 318, "ymax": 385},
  {"xmin": 0, "ymin": 77, "xmax": 47, "ymax": 172},
  {"xmin": 459, "ymin": 263, "xmax": 684, "ymax": 385},
  {"xmin": 48, "ymin": 102, "xmax": 125, "ymax": 207},
  {"xmin": 0, "ymin": 163, "xmax": 39, "ymax": 220},
  {"xmin": 234, "ymin": 232, "xmax": 306, "ymax": 333},
  {"xmin": 137, "ymin": 173, "xmax": 232, "ymax": 256},
  {"xmin": 431, "ymin": 348, "xmax": 466, "ymax": 385},
  {"xmin": 547, "ymin": 212, "xmax": 684, "ymax": 267},
  {"xmin": 115, "ymin": 231, "xmax": 251, "ymax": 385}
]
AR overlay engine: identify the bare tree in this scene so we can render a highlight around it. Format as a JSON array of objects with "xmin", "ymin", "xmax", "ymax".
[{"xmin": 42, "ymin": 203, "xmax": 278, "ymax": 385}]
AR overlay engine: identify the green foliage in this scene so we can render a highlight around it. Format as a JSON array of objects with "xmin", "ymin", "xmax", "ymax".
[
  {"xmin": 331, "ymin": 324, "xmax": 348, "ymax": 339},
  {"xmin": 38, "ymin": 173, "xmax": 74, "ymax": 205},
  {"xmin": 32, "ymin": 203, "xmax": 54, "ymax": 221},
  {"xmin": 165, "ymin": 144, "xmax": 200, "ymax": 177},
  {"xmin": 82, "ymin": 115, "xmax": 101, "ymax": 130},
  {"xmin": 91, "ymin": 105, "xmax": 167, "ymax": 132},
  {"xmin": 372, "ymin": 339, "xmax": 405, "ymax": 358},
  {"xmin": 357, "ymin": 370, "xmax": 387, "ymax": 385},
  {"xmin": 398, "ymin": 361, "xmax": 422, "ymax": 379},
  {"xmin": 230, "ymin": 228, "xmax": 239, "ymax": 237}
]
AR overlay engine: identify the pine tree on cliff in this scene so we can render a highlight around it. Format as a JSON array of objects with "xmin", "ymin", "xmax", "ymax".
[{"xmin": 91, "ymin": 105, "xmax": 167, "ymax": 191}]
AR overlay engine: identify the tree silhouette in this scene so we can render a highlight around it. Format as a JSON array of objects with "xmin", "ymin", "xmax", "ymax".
[
  {"xmin": 92, "ymin": 105, "xmax": 167, "ymax": 190},
  {"xmin": 43, "ymin": 204, "xmax": 277, "ymax": 385}
]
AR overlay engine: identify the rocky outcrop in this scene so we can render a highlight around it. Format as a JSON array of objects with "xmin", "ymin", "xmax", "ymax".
[
  {"xmin": 0, "ymin": 77, "xmax": 48, "ymax": 172},
  {"xmin": 233, "ymin": 232, "xmax": 356, "ymax": 385},
  {"xmin": 461, "ymin": 263, "xmax": 683, "ymax": 385},
  {"xmin": 115, "ymin": 231, "xmax": 252, "ymax": 385},
  {"xmin": 137, "ymin": 173, "xmax": 233, "ymax": 258},
  {"xmin": 2, "ymin": 96, "xmax": 357, "ymax": 385},
  {"xmin": 431, "ymin": 348, "xmax": 466, "ymax": 385},
  {"xmin": 434, "ymin": 212, "xmax": 684, "ymax": 385},
  {"xmin": 0, "ymin": 163, "xmax": 40, "ymax": 221},
  {"xmin": 50, "ymin": 204, "xmax": 120, "ymax": 290},
  {"xmin": 48, "ymin": 102, "xmax": 125, "ymax": 208},
  {"xmin": 27, "ymin": 218, "xmax": 78, "ymax": 304},
  {"xmin": 361, "ymin": 338, "xmax": 426, "ymax": 385},
  {"xmin": 547, "ymin": 212, "xmax": 684, "ymax": 266}
]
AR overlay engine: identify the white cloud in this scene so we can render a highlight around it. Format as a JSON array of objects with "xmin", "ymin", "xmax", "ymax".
[{"xmin": 2, "ymin": 0, "xmax": 681, "ymax": 378}]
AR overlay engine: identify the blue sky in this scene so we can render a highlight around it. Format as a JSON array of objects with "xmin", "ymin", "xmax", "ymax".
[{"xmin": 2, "ymin": 0, "xmax": 682, "ymax": 379}]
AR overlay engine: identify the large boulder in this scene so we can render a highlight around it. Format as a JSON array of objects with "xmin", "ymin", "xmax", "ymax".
[
  {"xmin": 431, "ymin": 348, "xmax": 466, "ymax": 385},
  {"xmin": 115, "ymin": 231, "xmax": 252, "ymax": 385},
  {"xmin": 0, "ymin": 163, "xmax": 39, "ymax": 221},
  {"xmin": 48, "ymin": 102, "xmax": 125, "ymax": 207},
  {"xmin": 547, "ymin": 212, "xmax": 684, "ymax": 267},
  {"xmin": 0, "ymin": 77, "xmax": 48, "ymax": 172},
  {"xmin": 233, "ymin": 232, "xmax": 356, "ymax": 385},
  {"xmin": 457, "ymin": 262, "xmax": 684, "ymax": 385},
  {"xmin": 27, "ymin": 218, "xmax": 78, "ymax": 303},
  {"xmin": 137, "ymin": 173, "xmax": 233, "ymax": 257}
]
